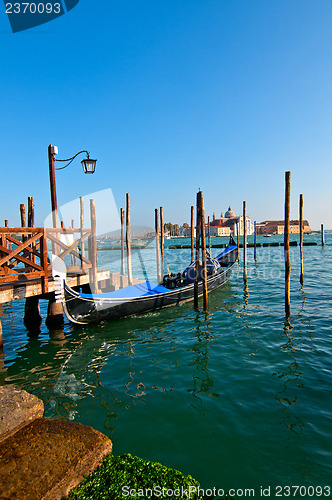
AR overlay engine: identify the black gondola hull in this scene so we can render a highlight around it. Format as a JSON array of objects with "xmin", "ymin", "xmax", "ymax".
[{"xmin": 63, "ymin": 261, "xmax": 236, "ymax": 325}]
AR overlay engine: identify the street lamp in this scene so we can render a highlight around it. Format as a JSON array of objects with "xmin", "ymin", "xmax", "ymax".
[{"xmin": 48, "ymin": 144, "xmax": 97, "ymax": 228}]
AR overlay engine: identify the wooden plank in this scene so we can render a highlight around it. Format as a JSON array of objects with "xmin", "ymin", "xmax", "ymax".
[
  {"xmin": 0, "ymin": 227, "xmax": 47, "ymax": 234},
  {"xmin": 0, "ymin": 269, "xmax": 111, "ymax": 304}
]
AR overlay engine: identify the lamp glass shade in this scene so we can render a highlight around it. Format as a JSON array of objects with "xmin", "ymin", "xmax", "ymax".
[{"xmin": 81, "ymin": 158, "xmax": 96, "ymax": 174}]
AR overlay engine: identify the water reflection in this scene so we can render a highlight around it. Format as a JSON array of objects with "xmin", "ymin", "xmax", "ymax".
[
  {"xmin": 187, "ymin": 311, "xmax": 214, "ymax": 405},
  {"xmin": 275, "ymin": 319, "xmax": 305, "ymax": 435}
]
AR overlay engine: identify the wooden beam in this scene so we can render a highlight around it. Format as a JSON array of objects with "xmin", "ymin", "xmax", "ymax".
[
  {"xmin": 243, "ymin": 201, "xmax": 247, "ymax": 267},
  {"xmin": 191, "ymin": 205, "xmax": 194, "ymax": 262},
  {"xmin": 0, "ymin": 269, "xmax": 111, "ymax": 304},
  {"xmin": 160, "ymin": 206, "xmax": 164, "ymax": 279},
  {"xmin": 284, "ymin": 171, "xmax": 291, "ymax": 317},
  {"xmin": 155, "ymin": 208, "xmax": 161, "ymax": 283},
  {"xmin": 299, "ymin": 194, "xmax": 303, "ymax": 285},
  {"xmin": 89, "ymin": 199, "xmax": 99, "ymax": 293},
  {"xmin": 126, "ymin": 193, "xmax": 133, "ymax": 285},
  {"xmin": 194, "ymin": 193, "xmax": 200, "ymax": 308},
  {"xmin": 198, "ymin": 191, "xmax": 208, "ymax": 310}
]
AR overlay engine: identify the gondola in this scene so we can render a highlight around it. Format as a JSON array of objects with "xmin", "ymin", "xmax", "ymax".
[{"xmin": 60, "ymin": 237, "xmax": 238, "ymax": 325}]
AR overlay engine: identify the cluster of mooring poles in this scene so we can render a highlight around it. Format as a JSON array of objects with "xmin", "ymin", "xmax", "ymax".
[{"xmin": 240, "ymin": 171, "xmax": 326, "ymax": 319}]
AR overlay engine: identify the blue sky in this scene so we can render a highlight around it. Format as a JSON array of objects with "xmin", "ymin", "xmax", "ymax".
[{"xmin": 1, "ymin": 0, "xmax": 332, "ymax": 230}]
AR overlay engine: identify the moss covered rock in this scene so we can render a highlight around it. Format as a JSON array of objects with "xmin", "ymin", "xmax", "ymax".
[{"xmin": 65, "ymin": 453, "xmax": 204, "ymax": 500}]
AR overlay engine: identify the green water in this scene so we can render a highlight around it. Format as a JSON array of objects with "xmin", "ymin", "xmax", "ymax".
[{"xmin": 1, "ymin": 234, "xmax": 331, "ymax": 498}]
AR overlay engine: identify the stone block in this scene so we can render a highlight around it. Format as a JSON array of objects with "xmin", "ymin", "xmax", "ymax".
[
  {"xmin": 0, "ymin": 417, "xmax": 113, "ymax": 500},
  {"xmin": 0, "ymin": 385, "xmax": 44, "ymax": 443}
]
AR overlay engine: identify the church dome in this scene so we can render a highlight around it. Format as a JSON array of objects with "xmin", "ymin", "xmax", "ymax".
[{"xmin": 225, "ymin": 206, "xmax": 235, "ymax": 218}]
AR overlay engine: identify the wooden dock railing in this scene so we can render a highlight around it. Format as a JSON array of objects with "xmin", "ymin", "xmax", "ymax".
[{"xmin": 0, "ymin": 227, "xmax": 94, "ymax": 295}]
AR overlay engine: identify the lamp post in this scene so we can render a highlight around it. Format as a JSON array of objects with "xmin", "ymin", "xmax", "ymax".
[
  {"xmin": 48, "ymin": 144, "xmax": 97, "ymax": 228},
  {"xmin": 46, "ymin": 144, "xmax": 97, "ymax": 329}
]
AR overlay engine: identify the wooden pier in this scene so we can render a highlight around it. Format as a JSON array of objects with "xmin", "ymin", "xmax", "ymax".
[{"xmin": 0, "ymin": 225, "xmax": 135, "ymax": 342}]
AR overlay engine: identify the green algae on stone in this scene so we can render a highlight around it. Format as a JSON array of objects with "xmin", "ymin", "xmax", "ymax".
[{"xmin": 64, "ymin": 453, "xmax": 204, "ymax": 500}]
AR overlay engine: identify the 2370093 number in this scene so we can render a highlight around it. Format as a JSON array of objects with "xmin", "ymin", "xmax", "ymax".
[
  {"xmin": 5, "ymin": 3, "xmax": 61, "ymax": 14},
  {"xmin": 275, "ymin": 485, "xmax": 331, "ymax": 497}
]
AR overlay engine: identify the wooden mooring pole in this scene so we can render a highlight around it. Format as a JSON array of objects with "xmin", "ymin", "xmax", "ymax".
[
  {"xmin": 299, "ymin": 194, "xmax": 304, "ymax": 285},
  {"xmin": 194, "ymin": 194, "xmax": 201, "ymax": 308},
  {"xmin": 321, "ymin": 224, "xmax": 325, "ymax": 246},
  {"xmin": 243, "ymin": 201, "xmax": 247, "ymax": 267},
  {"xmin": 89, "ymin": 199, "xmax": 99, "ymax": 293},
  {"xmin": 48, "ymin": 144, "xmax": 59, "ymax": 229},
  {"xmin": 208, "ymin": 216, "xmax": 211, "ymax": 256},
  {"xmin": 0, "ymin": 304, "xmax": 3, "ymax": 347},
  {"xmin": 155, "ymin": 208, "xmax": 161, "ymax": 283},
  {"xmin": 284, "ymin": 171, "xmax": 291, "ymax": 317},
  {"xmin": 20, "ymin": 203, "xmax": 26, "ymax": 242},
  {"xmin": 126, "ymin": 193, "xmax": 133, "ymax": 285},
  {"xmin": 24, "ymin": 196, "xmax": 43, "ymax": 331},
  {"xmin": 191, "ymin": 205, "xmax": 194, "ymax": 262},
  {"xmin": 254, "ymin": 221, "xmax": 257, "ymax": 261},
  {"xmin": 160, "ymin": 207, "xmax": 164, "ymax": 279},
  {"xmin": 198, "ymin": 191, "xmax": 208, "ymax": 310},
  {"xmin": 120, "ymin": 208, "xmax": 125, "ymax": 277},
  {"xmin": 80, "ymin": 196, "xmax": 85, "ymax": 271},
  {"xmin": 236, "ymin": 220, "xmax": 239, "ymax": 251}
]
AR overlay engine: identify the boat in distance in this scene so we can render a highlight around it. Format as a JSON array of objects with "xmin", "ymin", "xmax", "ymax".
[{"xmin": 61, "ymin": 237, "xmax": 238, "ymax": 325}]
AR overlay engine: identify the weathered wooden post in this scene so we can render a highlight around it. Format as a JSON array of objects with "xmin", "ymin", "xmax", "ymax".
[
  {"xmin": 120, "ymin": 208, "xmax": 125, "ymax": 279},
  {"xmin": 4, "ymin": 221, "xmax": 9, "ymax": 252},
  {"xmin": 24, "ymin": 196, "xmax": 43, "ymax": 331},
  {"xmin": 71, "ymin": 219, "xmax": 76, "ymax": 267},
  {"xmin": 0, "ymin": 304, "xmax": 3, "ymax": 347},
  {"xmin": 89, "ymin": 198, "xmax": 99, "ymax": 293},
  {"xmin": 198, "ymin": 191, "xmax": 208, "ymax": 310},
  {"xmin": 254, "ymin": 221, "xmax": 257, "ymax": 261},
  {"xmin": 208, "ymin": 216, "xmax": 211, "ymax": 255},
  {"xmin": 20, "ymin": 203, "xmax": 26, "ymax": 243},
  {"xmin": 191, "ymin": 205, "xmax": 194, "ymax": 262},
  {"xmin": 126, "ymin": 193, "xmax": 133, "ymax": 285},
  {"xmin": 155, "ymin": 208, "xmax": 161, "ymax": 283},
  {"xmin": 284, "ymin": 171, "xmax": 291, "ymax": 317},
  {"xmin": 48, "ymin": 144, "xmax": 59, "ymax": 229},
  {"xmin": 243, "ymin": 201, "xmax": 247, "ymax": 267},
  {"xmin": 194, "ymin": 193, "xmax": 201, "ymax": 308},
  {"xmin": 236, "ymin": 219, "xmax": 239, "ymax": 251},
  {"xmin": 80, "ymin": 196, "xmax": 85, "ymax": 271},
  {"xmin": 160, "ymin": 206, "xmax": 164, "ymax": 279},
  {"xmin": 28, "ymin": 196, "xmax": 34, "ymax": 228},
  {"xmin": 299, "ymin": 194, "xmax": 304, "ymax": 285},
  {"xmin": 321, "ymin": 224, "xmax": 325, "ymax": 246}
]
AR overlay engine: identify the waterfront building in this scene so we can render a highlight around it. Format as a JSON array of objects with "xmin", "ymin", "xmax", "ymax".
[
  {"xmin": 210, "ymin": 206, "xmax": 254, "ymax": 236},
  {"xmin": 257, "ymin": 220, "xmax": 311, "ymax": 235}
]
